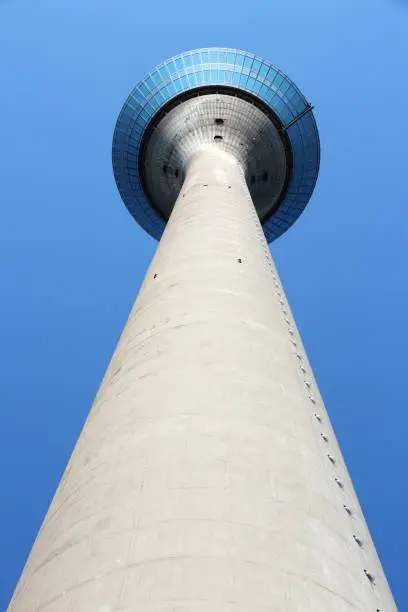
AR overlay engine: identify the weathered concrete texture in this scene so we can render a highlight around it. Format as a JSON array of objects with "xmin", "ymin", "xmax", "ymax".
[{"xmin": 9, "ymin": 147, "xmax": 396, "ymax": 611}]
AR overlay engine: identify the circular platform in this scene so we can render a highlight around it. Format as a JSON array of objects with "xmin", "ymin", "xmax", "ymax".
[{"xmin": 112, "ymin": 48, "xmax": 320, "ymax": 243}]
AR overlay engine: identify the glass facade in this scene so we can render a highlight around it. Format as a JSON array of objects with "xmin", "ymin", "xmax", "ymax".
[{"xmin": 112, "ymin": 48, "xmax": 320, "ymax": 242}]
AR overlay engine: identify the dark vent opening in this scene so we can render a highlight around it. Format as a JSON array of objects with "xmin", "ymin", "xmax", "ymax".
[
  {"xmin": 215, "ymin": 118, "xmax": 224, "ymax": 125},
  {"xmin": 214, "ymin": 135, "xmax": 223, "ymax": 141}
]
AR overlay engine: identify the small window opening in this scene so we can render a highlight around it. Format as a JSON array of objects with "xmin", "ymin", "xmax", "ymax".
[
  {"xmin": 262, "ymin": 171, "xmax": 268, "ymax": 182},
  {"xmin": 314, "ymin": 413, "xmax": 322, "ymax": 422},
  {"xmin": 215, "ymin": 118, "xmax": 224, "ymax": 125},
  {"xmin": 250, "ymin": 175, "xmax": 256, "ymax": 185},
  {"xmin": 343, "ymin": 504, "xmax": 352, "ymax": 516},
  {"xmin": 334, "ymin": 478, "xmax": 344, "ymax": 488},
  {"xmin": 175, "ymin": 169, "xmax": 179, "ymax": 178},
  {"xmin": 327, "ymin": 454, "xmax": 336, "ymax": 464},
  {"xmin": 321, "ymin": 433, "xmax": 328, "ymax": 443},
  {"xmin": 153, "ymin": 273, "xmax": 158, "ymax": 279},
  {"xmin": 162, "ymin": 165, "xmax": 168, "ymax": 174},
  {"xmin": 364, "ymin": 569, "xmax": 375, "ymax": 584},
  {"xmin": 353, "ymin": 535, "xmax": 363, "ymax": 547},
  {"xmin": 214, "ymin": 135, "xmax": 223, "ymax": 141},
  {"xmin": 238, "ymin": 258, "xmax": 242, "ymax": 263}
]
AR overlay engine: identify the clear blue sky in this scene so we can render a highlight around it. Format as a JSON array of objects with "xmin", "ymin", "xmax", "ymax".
[{"xmin": 1, "ymin": 0, "xmax": 407, "ymax": 608}]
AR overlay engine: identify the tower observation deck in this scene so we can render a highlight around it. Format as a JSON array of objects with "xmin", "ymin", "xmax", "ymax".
[{"xmin": 8, "ymin": 48, "xmax": 396, "ymax": 611}]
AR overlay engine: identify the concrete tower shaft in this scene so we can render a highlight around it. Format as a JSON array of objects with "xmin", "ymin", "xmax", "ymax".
[
  {"xmin": 7, "ymin": 48, "xmax": 397, "ymax": 611},
  {"xmin": 8, "ymin": 147, "xmax": 396, "ymax": 611}
]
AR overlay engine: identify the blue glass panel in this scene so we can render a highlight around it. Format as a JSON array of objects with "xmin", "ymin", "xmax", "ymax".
[
  {"xmin": 204, "ymin": 70, "xmax": 211, "ymax": 82},
  {"xmin": 157, "ymin": 86, "xmax": 169, "ymax": 102},
  {"xmin": 161, "ymin": 87, "xmax": 171, "ymax": 101},
  {"xmin": 193, "ymin": 52, "xmax": 200, "ymax": 65},
  {"xmin": 145, "ymin": 76, "xmax": 155, "ymax": 90},
  {"xmin": 247, "ymin": 76, "xmax": 256, "ymax": 91},
  {"xmin": 154, "ymin": 88, "xmax": 166, "ymax": 102},
  {"xmin": 280, "ymin": 106, "xmax": 295, "ymax": 124},
  {"xmin": 266, "ymin": 67, "xmax": 277, "ymax": 84},
  {"xmin": 265, "ymin": 88, "xmax": 278, "ymax": 106},
  {"xmin": 279, "ymin": 78, "xmax": 291, "ymax": 96},
  {"xmin": 202, "ymin": 50, "xmax": 209, "ymax": 63},
  {"xmin": 273, "ymin": 73, "xmax": 284, "ymax": 88},
  {"xmin": 209, "ymin": 50, "xmax": 218, "ymax": 62},
  {"xmin": 252, "ymin": 59, "xmax": 261, "ymax": 75},
  {"xmin": 159, "ymin": 66, "xmax": 168, "ymax": 79},
  {"xmin": 139, "ymin": 83, "xmax": 150, "ymax": 98},
  {"xmin": 151, "ymin": 72, "xmax": 163, "ymax": 87},
  {"xmin": 253, "ymin": 80, "xmax": 262, "ymax": 94},
  {"xmin": 184, "ymin": 54, "xmax": 193, "ymax": 67},
  {"xmin": 239, "ymin": 73, "xmax": 247, "ymax": 88},
  {"xmin": 225, "ymin": 71, "xmax": 232, "ymax": 83},
  {"xmin": 227, "ymin": 51, "xmax": 235, "ymax": 64},
  {"xmin": 260, "ymin": 83, "xmax": 269, "ymax": 98},
  {"xmin": 196, "ymin": 71, "xmax": 203, "ymax": 84},
  {"xmin": 211, "ymin": 69, "xmax": 217, "ymax": 80},
  {"xmin": 166, "ymin": 60, "xmax": 177, "ymax": 75},
  {"xmin": 219, "ymin": 51, "xmax": 227, "ymax": 63},
  {"xmin": 187, "ymin": 71, "xmax": 197, "ymax": 87},
  {"xmin": 175, "ymin": 57, "xmax": 183, "ymax": 71},
  {"xmin": 131, "ymin": 91, "xmax": 145, "ymax": 108},
  {"xmin": 174, "ymin": 78, "xmax": 183, "ymax": 92},
  {"xmin": 167, "ymin": 81, "xmax": 176, "ymax": 96},
  {"xmin": 232, "ymin": 71, "xmax": 240, "ymax": 85},
  {"xmin": 243, "ymin": 55, "xmax": 253, "ymax": 71},
  {"xmin": 236, "ymin": 53, "xmax": 245, "ymax": 67},
  {"xmin": 219, "ymin": 70, "xmax": 226, "ymax": 82},
  {"xmin": 290, "ymin": 92, "xmax": 305, "ymax": 113},
  {"xmin": 181, "ymin": 74, "xmax": 188, "ymax": 88},
  {"xmin": 148, "ymin": 97, "xmax": 159, "ymax": 110},
  {"xmin": 258, "ymin": 63, "xmax": 268, "ymax": 79}
]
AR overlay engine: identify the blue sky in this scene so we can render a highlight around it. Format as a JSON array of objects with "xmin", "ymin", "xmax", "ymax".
[{"xmin": 1, "ymin": 0, "xmax": 407, "ymax": 608}]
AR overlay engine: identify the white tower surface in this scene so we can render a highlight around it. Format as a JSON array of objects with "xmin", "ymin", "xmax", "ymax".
[{"xmin": 8, "ymin": 48, "xmax": 397, "ymax": 611}]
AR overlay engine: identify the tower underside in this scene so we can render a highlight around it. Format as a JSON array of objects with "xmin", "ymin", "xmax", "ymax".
[
  {"xmin": 140, "ymin": 91, "xmax": 291, "ymax": 223},
  {"xmin": 8, "ymin": 148, "xmax": 396, "ymax": 611}
]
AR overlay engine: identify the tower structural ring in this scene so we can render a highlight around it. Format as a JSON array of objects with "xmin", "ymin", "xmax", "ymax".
[{"xmin": 112, "ymin": 47, "xmax": 320, "ymax": 242}]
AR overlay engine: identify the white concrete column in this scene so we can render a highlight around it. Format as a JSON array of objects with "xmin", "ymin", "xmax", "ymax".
[{"xmin": 9, "ymin": 147, "xmax": 396, "ymax": 611}]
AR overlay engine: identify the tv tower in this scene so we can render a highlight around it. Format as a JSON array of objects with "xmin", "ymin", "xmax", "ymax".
[{"xmin": 8, "ymin": 48, "xmax": 396, "ymax": 611}]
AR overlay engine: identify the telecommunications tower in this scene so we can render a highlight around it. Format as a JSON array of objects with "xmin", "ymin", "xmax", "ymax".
[{"xmin": 9, "ymin": 48, "xmax": 396, "ymax": 611}]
